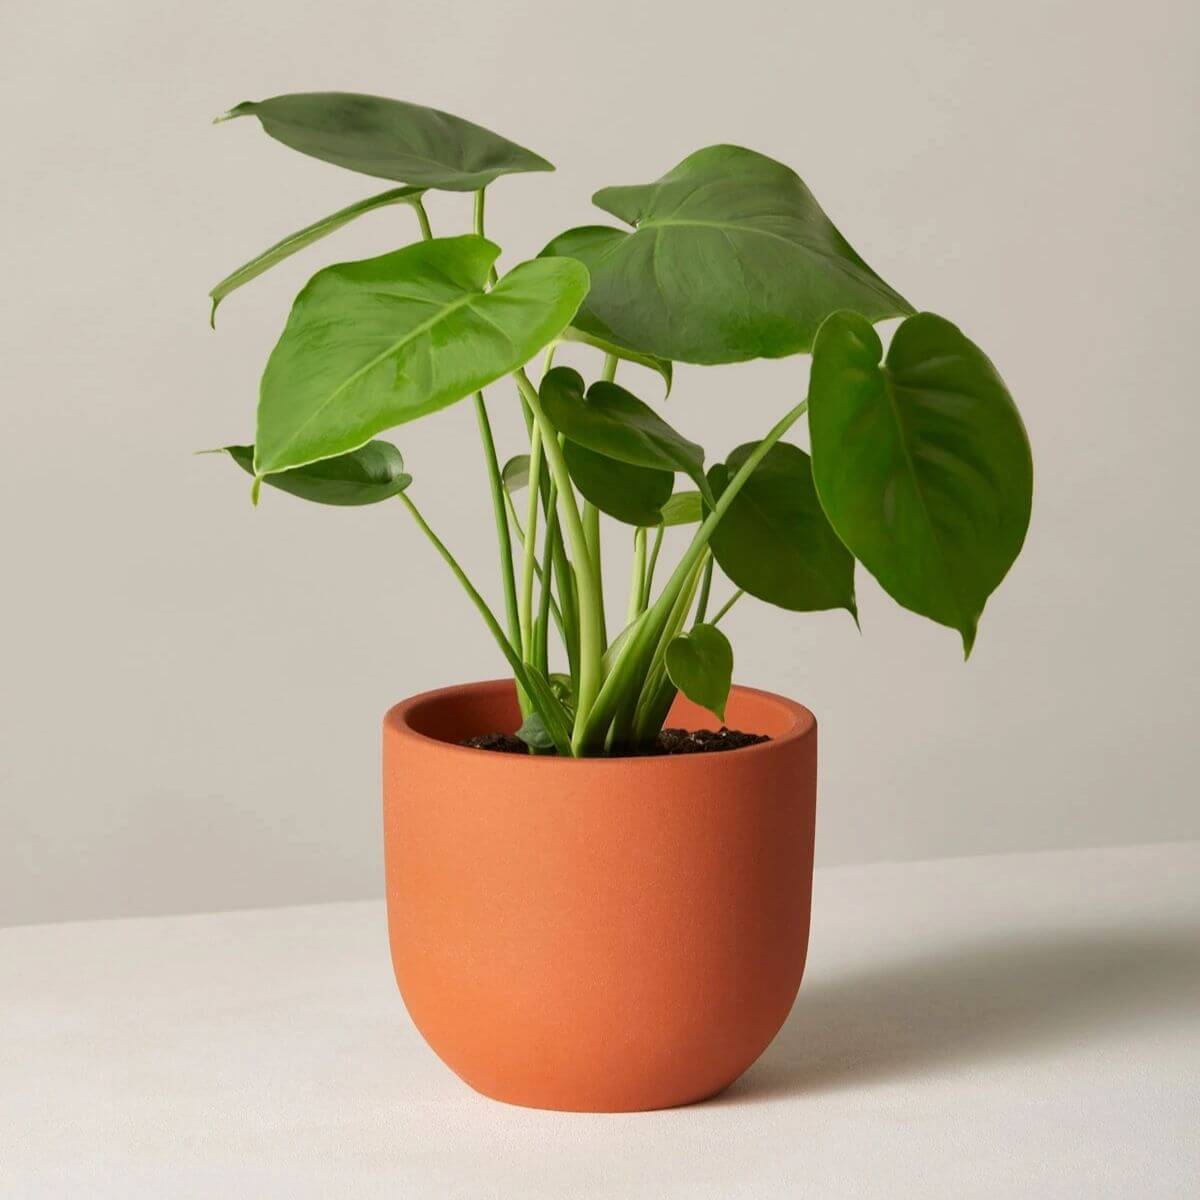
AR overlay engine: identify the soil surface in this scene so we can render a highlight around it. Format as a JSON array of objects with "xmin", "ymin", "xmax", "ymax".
[{"xmin": 458, "ymin": 727, "xmax": 770, "ymax": 756}]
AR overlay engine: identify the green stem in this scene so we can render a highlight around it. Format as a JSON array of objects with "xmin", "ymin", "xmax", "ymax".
[
  {"xmin": 693, "ymin": 554, "xmax": 714, "ymax": 626},
  {"xmin": 504, "ymin": 487, "xmax": 567, "ymax": 635},
  {"xmin": 600, "ymin": 352, "xmax": 618, "ymax": 383},
  {"xmin": 629, "ymin": 553, "xmax": 707, "ymax": 745},
  {"xmin": 627, "ymin": 527, "xmax": 648, "ymax": 624},
  {"xmin": 514, "ymin": 368, "xmax": 605, "ymax": 748},
  {"xmin": 535, "ymin": 481, "xmax": 559, "ymax": 676},
  {"xmin": 519, "ymin": 424, "xmax": 544, "ymax": 658},
  {"xmin": 642, "ymin": 524, "xmax": 664, "ymax": 609},
  {"xmin": 412, "ymin": 197, "xmax": 434, "ymax": 242},
  {"xmin": 474, "ymin": 189, "xmax": 499, "ymax": 286},
  {"xmin": 582, "ymin": 502, "xmax": 607, "ymax": 651},
  {"xmin": 398, "ymin": 492, "xmax": 573, "ymax": 754},
  {"xmin": 454, "ymin": 185, "xmax": 522, "ymax": 693},
  {"xmin": 711, "ymin": 589, "xmax": 745, "ymax": 626},
  {"xmin": 580, "ymin": 398, "xmax": 810, "ymax": 751}
]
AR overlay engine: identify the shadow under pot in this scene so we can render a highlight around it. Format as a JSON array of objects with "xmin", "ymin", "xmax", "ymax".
[{"xmin": 382, "ymin": 678, "xmax": 817, "ymax": 1112}]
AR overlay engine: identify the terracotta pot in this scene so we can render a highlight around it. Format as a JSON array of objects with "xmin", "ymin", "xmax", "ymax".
[{"xmin": 382, "ymin": 679, "xmax": 817, "ymax": 1112}]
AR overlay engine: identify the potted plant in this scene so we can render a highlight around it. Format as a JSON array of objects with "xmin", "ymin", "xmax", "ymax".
[{"xmin": 206, "ymin": 92, "xmax": 1033, "ymax": 1111}]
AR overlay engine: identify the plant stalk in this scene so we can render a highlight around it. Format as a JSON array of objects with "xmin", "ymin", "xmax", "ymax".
[
  {"xmin": 397, "ymin": 491, "xmax": 573, "ymax": 754},
  {"xmin": 519, "ymin": 425, "xmax": 544, "ymax": 659},
  {"xmin": 578, "ymin": 398, "xmax": 810, "ymax": 751},
  {"xmin": 711, "ymin": 589, "xmax": 745, "ymax": 626},
  {"xmin": 514, "ymin": 368, "xmax": 605, "ymax": 746},
  {"xmin": 627, "ymin": 527, "xmax": 648, "ymax": 624}
]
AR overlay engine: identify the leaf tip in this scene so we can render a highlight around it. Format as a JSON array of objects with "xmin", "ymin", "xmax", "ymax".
[
  {"xmin": 960, "ymin": 622, "xmax": 978, "ymax": 660},
  {"xmin": 208, "ymin": 296, "xmax": 219, "ymax": 329}
]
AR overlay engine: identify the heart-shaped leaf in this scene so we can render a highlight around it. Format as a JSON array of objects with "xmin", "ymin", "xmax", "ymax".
[
  {"xmin": 254, "ymin": 236, "xmax": 589, "ymax": 477},
  {"xmin": 209, "ymin": 186, "xmax": 424, "ymax": 326},
  {"xmin": 539, "ymin": 367, "xmax": 709, "ymax": 499},
  {"xmin": 665, "ymin": 624, "xmax": 734, "ymax": 722},
  {"xmin": 659, "ymin": 491, "xmax": 703, "ymax": 527},
  {"xmin": 218, "ymin": 93, "xmax": 553, "ymax": 192},
  {"xmin": 218, "ymin": 440, "xmax": 411, "ymax": 506},
  {"xmin": 709, "ymin": 441, "xmax": 856, "ymax": 615},
  {"xmin": 501, "ymin": 454, "xmax": 531, "ymax": 494},
  {"xmin": 808, "ymin": 311, "xmax": 1032, "ymax": 655},
  {"xmin": 541, "ymin": 145, "xmax": 911, "ymax": 365},
  {"xmin": 562, "ymin": 441, "xmax": 673, "ymax": 526}
]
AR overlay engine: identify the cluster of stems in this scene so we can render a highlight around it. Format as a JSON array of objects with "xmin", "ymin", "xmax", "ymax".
[{"xmin": 398, "ymin": 189, "xmax": 804, "ymax": 756}]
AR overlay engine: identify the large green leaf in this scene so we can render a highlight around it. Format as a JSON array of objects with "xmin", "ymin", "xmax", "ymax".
[
  {"xmin": 209, "ymin": 186, "xmax": 424, "ymax": 326},
  {"xmin": 709, "ymin": 441, "xmax": 856, "ymax": 615},
  {"xmin": 539, "ymin": 367, "xmax": 709, "ymax": 498},
  {"xmin": 218, "ymin": 93, "xmax": 553, "ymax": 191},
  {"xmin": 665, "ymin": 624, "xmax": 734, "ymax": 722},
  {"xmin": 808, "ymin": 311, "xmax": 1032, "ymax": 655},
  {"xmin": 254, "ymin": 236, "xmax": 589, "ymax": 477},
  {"xmin": 562, "ymin": 441, "xmax": 673, "ymax": 526},
  {"xmin": 541, "ymin": 145, "xmax": 911, "ymax": 364},
  {"xmin": 219, "ymin": 440, "xmax": 411, "ymax": 506}
]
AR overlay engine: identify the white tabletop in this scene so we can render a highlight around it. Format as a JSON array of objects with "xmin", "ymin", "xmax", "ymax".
[{"xmin": 3, "ymin": 842, "xmax": 1198, "ymax": 1198}]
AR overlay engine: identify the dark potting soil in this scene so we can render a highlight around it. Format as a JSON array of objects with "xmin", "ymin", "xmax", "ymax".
[{"xmin": 458, "ymin": 727, "xmax": 770, "ymax": 756}]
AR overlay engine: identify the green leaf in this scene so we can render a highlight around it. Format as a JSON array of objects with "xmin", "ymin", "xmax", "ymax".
[
  {"xmin": 558, "ymin": 327, "xmax": 672, "ymax": 396},
  {"xmin": 209, "ymin": 186, "xmax": 424, "ymax": 326},
  {"xmin": 548, "ymin": 672, "xmax": 576, "ymax": 712},
  {"xmin": 218, "ymin": 93, "xmax": 553, "ymax": 191},
  {"xmin": 562, "ymin": 441, "xmax": 673, "ymax": 526},
  {"xmin": 541, "ymin": 145, "xmax": 911, "ymax": 364},
  {"xmin": 254, "ymin": 236, "xmax": 589, "ymax": 477},
  {"xmin": 539, "ymin": 367, "xmax": 710, "ymax": 500},
  {"xmin": 808, "ymin": 311, "xmax": 1032, "ymax": 655},
  {"xmin": 218, "ymin": 440, "xmax": 411, "ymax": 506},
  {"xmin": 659, "ymin": 491, "xmax": 703, "ymax": 527},
  {"xmin": 501, "ymin": 454, "xmax": 530, "ymax": 494},
  {"xmin": 515, "ymin": 710, "xmax": 554, "ymax": 752},
  {"xmin": 709, "ymin": 441, "xmax": 856, "ymax": 615},
  {"xmin": 665, "ymin": 624, "xmax": 734, "ymax": 722}
]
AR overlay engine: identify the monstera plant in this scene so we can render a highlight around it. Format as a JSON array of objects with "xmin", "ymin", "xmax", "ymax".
[{"xmin": 208, "ymin": 92, "xmax": 1033, "ymax": 758}]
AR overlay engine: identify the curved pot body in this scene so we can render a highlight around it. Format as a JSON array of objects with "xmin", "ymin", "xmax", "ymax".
[{"xmin": 382, "ymin": 679, "xmax": 817, "ymax": 1112}]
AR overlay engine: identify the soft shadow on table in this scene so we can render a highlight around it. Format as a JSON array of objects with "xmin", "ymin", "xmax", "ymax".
[{"xmin": 717, "ymin": 926, "xmax": 1200, "ymax": 1103}]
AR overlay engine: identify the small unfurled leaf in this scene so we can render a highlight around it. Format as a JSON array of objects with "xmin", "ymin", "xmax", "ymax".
[
  {"xmin": 208, "ymin": 186, "xmax": 424, "ymax": 326},
  {"xmin": 808, "ymin": 310, "xmax": 1032, "ymax": 655},
  {"xmin": 541, "ymin": 145, "xmax": 910, "ymax": 364},
  {"xmin": 659, "ymin": 491, "xmax": 703, "ymax": 527},
  {"xmin": 254, "ymin": 237, "xmax": 589, "ymax": 477},
  {"xmin": 539, "ymin": 367, "xmax": 709, "ymax": 499},
  {"xmin": 218, "ymin": 440, "xmax": 411, "ymax": 506},
  {"xmin": 665, "ymin": 624, "xmax": 734, "ymax": 722},
  {"xmin": 563, "ymin": 441, "xmax": 672, "ymax": 526},
  {"xmin": 501, "ymin": 454, "xmax": 531, "ymax": 494},
  {"xmin": 548, "ymin": 673, "xmax": 576, "ymax": 713},
  {"xmin": 218, "ymin": 93, "xmax": 553, "ymax": 192},
  {"xmin": 515, "ymin": 710, "xmax": 554, "ymax": 751},
  {"xmin": 709, "ymin": 442, "xmax": 855, "ymax": 615}
]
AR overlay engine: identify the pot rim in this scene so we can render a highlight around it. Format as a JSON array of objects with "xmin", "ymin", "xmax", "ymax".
[{"xmin": 384, "ymin": 678, "xmax": 815, "ymax": 770}]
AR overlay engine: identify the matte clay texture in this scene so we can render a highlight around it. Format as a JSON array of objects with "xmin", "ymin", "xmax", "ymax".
[{"xmin": 383, "ymin": 680, "xmax": 817, "ymax": 1112}]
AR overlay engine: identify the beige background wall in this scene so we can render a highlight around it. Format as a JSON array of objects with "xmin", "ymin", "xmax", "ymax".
[{"xmin": 3, "ymin": 0, "xmax": 1197, "ymax": 925}]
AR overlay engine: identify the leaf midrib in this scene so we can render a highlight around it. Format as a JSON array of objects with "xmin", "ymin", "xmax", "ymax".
[
  {"xmin": 879, "ymin": 368, "xmax": 972, "ymax": 633},
  {"xmin": 260, "ymin": 286, "xmax": 483, "ymax": 472},
  {"xmin": 634, "ymin": 217, "xmax": 906, "ymax": 305}
]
